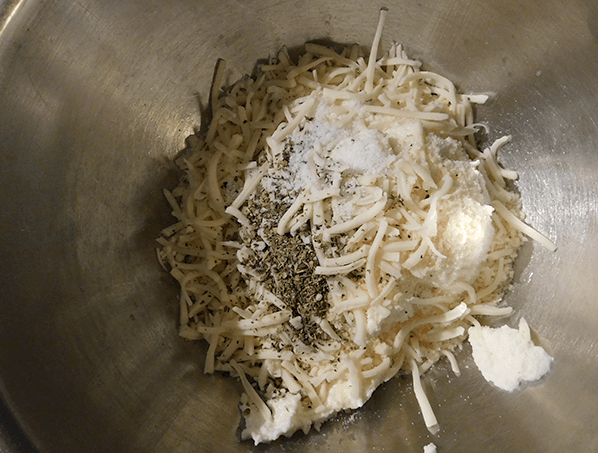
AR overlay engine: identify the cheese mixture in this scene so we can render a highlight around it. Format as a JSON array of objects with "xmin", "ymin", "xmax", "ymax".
[{"xmin": 157, "ymin": 9, "xmax": 556, "ymax": 445}]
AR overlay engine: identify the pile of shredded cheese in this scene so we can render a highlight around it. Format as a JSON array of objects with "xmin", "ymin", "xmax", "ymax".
[{"xmin": 157, "ymin": 9, "xmax": 556, "ymax": 445}]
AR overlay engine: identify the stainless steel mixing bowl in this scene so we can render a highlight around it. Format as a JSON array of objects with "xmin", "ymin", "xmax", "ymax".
[{"xmin": 1, "ymin": 0, "xmax": 597, "ymax": 452}]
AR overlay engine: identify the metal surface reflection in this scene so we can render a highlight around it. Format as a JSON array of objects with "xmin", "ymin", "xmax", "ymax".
[{"xmin": 0, "ymin": 0, "xmax": 597, "ymax": 452}]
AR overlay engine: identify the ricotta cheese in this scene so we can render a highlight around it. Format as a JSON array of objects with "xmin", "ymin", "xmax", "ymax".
[
  {"xmin": 468, "ymin": 318, "xmax": 553, "ymax": 391},
  {"xmin": 423, "ymin": 443, "xmax": 437, "ymax": 453}
]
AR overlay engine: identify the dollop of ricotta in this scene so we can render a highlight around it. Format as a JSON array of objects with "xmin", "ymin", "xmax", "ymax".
[{"xmin": 468, "ymin": 318, "xmax": 553, "ymax": 391}]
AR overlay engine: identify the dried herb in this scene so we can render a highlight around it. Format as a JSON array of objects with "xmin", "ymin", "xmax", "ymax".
[{"xmin": 240, "ymin": 178, "xmax": 329, "ymax": 345}]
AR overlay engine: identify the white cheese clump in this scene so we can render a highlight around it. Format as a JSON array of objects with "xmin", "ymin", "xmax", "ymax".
[
  {"xmin": 243, "ymin": 363, "xmax": 386, "ymax": 444},
  {"xmin": 242, "ymin": 392, "xmax": 309, "ymax": 443},
  {"xmin": 423, "ymin": 443, "xmax": 437, "ymax": 453},
  {"xmin": 468, "ymin": 318, "xmax": 553, "ymax": 391}
]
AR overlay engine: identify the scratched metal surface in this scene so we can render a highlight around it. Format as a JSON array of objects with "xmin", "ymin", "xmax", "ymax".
[{"xmin": 0, "ymin": 0, "xmax": 597, "ymax": 452}]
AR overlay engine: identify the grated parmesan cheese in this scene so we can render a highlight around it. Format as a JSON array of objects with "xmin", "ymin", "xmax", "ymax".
[{"xmin": 157, "ymin": 8, "xmax": 556, "ymax": 445}]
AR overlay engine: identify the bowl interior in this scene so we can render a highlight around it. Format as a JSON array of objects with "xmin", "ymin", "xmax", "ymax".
[{"xmin": 1, "ymin": 1, "xmax": 597, "ymax": 452}]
